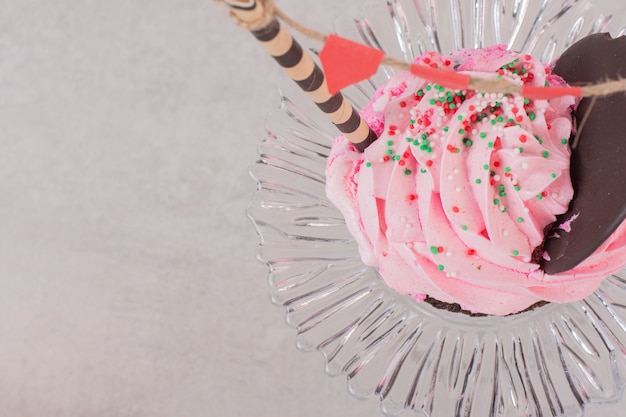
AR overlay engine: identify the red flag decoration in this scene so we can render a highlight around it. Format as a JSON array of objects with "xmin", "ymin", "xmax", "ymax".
[{"xmin": 320, "ymin": 35, "xmax": 385, "ymax": 95}]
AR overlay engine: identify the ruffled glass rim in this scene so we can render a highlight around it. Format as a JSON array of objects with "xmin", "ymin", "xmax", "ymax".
[{"xmin": 248, "ymin": 1, "xmax": 626, "ymax": 416}]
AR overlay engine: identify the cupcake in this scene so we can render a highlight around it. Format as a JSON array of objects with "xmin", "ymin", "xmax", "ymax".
[{"xmin": 325, "ymin": 37, "xmax": 626, "ymax": 316}]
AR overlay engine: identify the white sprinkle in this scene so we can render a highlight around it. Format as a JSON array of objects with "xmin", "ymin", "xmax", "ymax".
[
  {"xmin": 400, "ymin": 217, "xmax": 406, "ymax": 223},
  {"xmin": 524, "ymin": 207, "xmax": 530, "ymax": 213},
  {"xmin": 552, "ymin": 193, "xmax": 559, "ymax": 199},
  {"xmin": 502, "ymin": 229, "xmax": 509, "ymax": 237},
  {"xmin": 450, "ymin": 271, "xmax": 457, "ymax": 277},
  {"xmin": 514, "ymin": 148, "xmax": 521, "ymax": 154},
  {"xmin": 447, "ymin": 174, "xmax": 454, "ymax": 181},
  {"xmin": 453, "ymin": 168, "xmax": 460, "ymax": 174},
  {"xmin": 456, "ymin": 187, "xmax": 462, "ymax": 193},
  {"xmin": 494, "ymin": 175, "xmax": 501, "ymax": 181},
  {"xmin": 446, "ymin": 251, "xmax": 453, "ymax": 257},
  {"xmin": 522, "ymin": 162, "xmax": 529, "ymax": 169}
]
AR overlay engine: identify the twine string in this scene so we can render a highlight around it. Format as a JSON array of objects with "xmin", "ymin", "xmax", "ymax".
[{"xmin": 217, "ymin": 0, "xmax": 626, "ymax": 98}]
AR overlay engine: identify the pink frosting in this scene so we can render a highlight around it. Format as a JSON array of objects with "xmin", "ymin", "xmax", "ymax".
[{"xmin": 326, "ymin": 46, "xmax": 626, "ymax": 315}]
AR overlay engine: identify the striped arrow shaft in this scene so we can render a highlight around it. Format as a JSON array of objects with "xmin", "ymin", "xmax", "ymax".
[{"xmin": 224, "ymin": 0, "xmax": 377, "ymax": 151}]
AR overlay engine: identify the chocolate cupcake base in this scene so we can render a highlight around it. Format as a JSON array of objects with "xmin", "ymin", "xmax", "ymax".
[{"xmin": 423, "ymin": 296, "xmax": 549, "ymax": 317}]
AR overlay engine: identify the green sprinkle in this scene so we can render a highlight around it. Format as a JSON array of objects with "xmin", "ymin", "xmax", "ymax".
[
  {"xmin": 537, "ymin": 194, "xmax": 543, "ymax": 200},
  {"xmin": 443, "ymin": 126, "xmax": 449, "ymax": 132},
  {"xmin": 493, "ymin": 198, "xmax": 500, "ymax": 205},
  {"xmin": 551, "ymin": 173, "xmax": 557, "ymax": 179},
  {"xmin": 524, "ymin": 98, "xmax": 530, "ymax": 105},
  {"xmin": 461, "ymin": 225, "xmax": 468, "ymax": 231},
  {"xmin": 413, "ymin": 140, "xmax": 419, "ymax": 146},
  {"xmin": 483, "ymin": 164, "xmax": 489, "ymax": 171},
  {"xmin": 430, "ymin": 246, "xmax": 439, "ymax": 254},
  {"xmin": 479, "ymin": 132, "xmax": 487, "ymax": 139},
  {"xmin": 425, "ymin": 85, "xmax": 432, "ymax": 91},
  {"xmin": 393, "ymin": 155, "xmax": 401, "ymax": 161},
  {"xmin": 457, "ymin": 115, "xmax": 463, "ymax": 121},
  {"xmin": 420, "ymin": 168, "xmax": 427, "ymax": 173},
  {"xmin": 405, "ymin": 137, "xmax": 411, "ymax": 142},
  {"xmin": 561, "ymin": 138, "xmax": 568, "ymax": 145},
  {"xmin": 490, "ymin": 119, "xmax": 496, "ymax": 125},
  {"xmin": 387, "ymin": 140, "xmax": 393, "ymax": 146},
  {"xmin": 514, "ymin": 185, "xmax": 521, "ymax": 191},
  {"xmin": 488, "ymin": 142, "xmax": 494, "ymax": 148},
  {"xmin": 463, "ymin": 138, "xmax": 473, "ymax": 147},
  {"xmin": 529, "ymin": 113, "xmax": 536, "ymax": 121},
  {"xmin": 459, "ymin": 129, "xmax": 465, "ymax": 135},
  {"xmin": 512, "ymin": 250, "xmax": 520, "ymax": 256},
  {"xmin": 438, "ymin": 264, "xmax": 445, "ymax": 271},
  {"xmin": 449, "ymin": 103, "xmax": 456, "ymax": 109},
  {"xmin": 404, "ymin": 169, "xmax": 412, "ymax": 175},
  {"xmin": 416, "ymin": 90, "xmax": 424, "ymax": 96},
  {"xmin": 517, "ymin": 217, "xmax": 524, "ymax": 223},
  {"xmin": 542, "ymin": 151, "xmax": 549, "ymax": 158},
  {"xmin": 387, "ymin": 149, "xmax": 393, "ymax": 155},
  {"xmin": 504, "ymin": 167, "xmax": 511, "ymax": 173},
  {"xmin": 475, "ymin": 178, "xmax": 482, "ymax": 184},
  {"xmin": 429, "ymin": 98, "xmax": 436, "ymax": 105},
  {"xmin": 499, "ymin": 191, "xmax": 506, "ymax": 197},
  {"xmin": 518, "ymin": 147, "xmax": 524, "ymax": 153},
  {"xmin": 421, "ymin": 133, "xmax": 428, "ymax": 140},
  {"xmin": 366, "ymin": 162, "xmax": 372, "ymax": 167},
  {"xmin": 497, "ymin": 116, "xmax": 503, "ymax": 123}
]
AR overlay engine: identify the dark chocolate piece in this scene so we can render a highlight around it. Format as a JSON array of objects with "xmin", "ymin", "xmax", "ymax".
[{"xmin": 542, "ymin": 33, "xmax": 626, "ymax": 274}]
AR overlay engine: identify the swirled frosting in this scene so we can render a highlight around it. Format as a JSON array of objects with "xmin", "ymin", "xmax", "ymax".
[{"xmin": 326, "ymin": 46, "xmax": 626, "ymax": 315}]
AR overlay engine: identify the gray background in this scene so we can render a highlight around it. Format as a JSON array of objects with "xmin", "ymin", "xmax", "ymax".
[{"xmin": 0, "ymin": 1, "xmax": 623, "ymax": 416}]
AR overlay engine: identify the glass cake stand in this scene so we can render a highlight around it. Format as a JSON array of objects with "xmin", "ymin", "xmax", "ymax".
[{"xmin": 248, "ymin": 1, "xmax": 626, "ymax": 416}]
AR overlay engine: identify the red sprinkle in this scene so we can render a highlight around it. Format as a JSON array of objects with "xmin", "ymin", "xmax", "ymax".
[
  {"xmin": 426, "ymin": 159, "xmax": 433, "ymax": 167},
  {"xmin": 400, "ymin": 101, "xmax": 407, "ymax": 108},
  {"xmin": 467, "ymin": 249, "xmax": 476, "ymax": 256},
  {"xmin": 408, "ymin": 194, "xmax": 417, "ymax": 201},
  {"xmin": 519, "ymin": 134, "xmax": 527, "ymax": 143},
  {"xmin": 452, "ymin": 206, "xmax": 460, "ymax": 213}
]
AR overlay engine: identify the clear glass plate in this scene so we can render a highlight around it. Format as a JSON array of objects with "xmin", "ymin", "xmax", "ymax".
[{"xmin": 248, "ymin": 1, "xmax": 626, "ymax": 416}]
